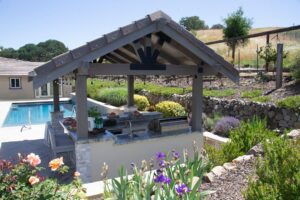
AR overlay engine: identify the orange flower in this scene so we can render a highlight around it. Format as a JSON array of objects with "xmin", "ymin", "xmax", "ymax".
[
  {"xmin": 28, "ymin": 176, "xmax": 40, "ymax": 185},
  {"xmin": 26, "ymin": 153, "xmax": 41, "ymax": 167},
  {"xmin": 49, "ymin": 157, "xmax": 64, "ymax": 171},
  {"xmin": 74, "ymin": 171, "xmax": 80, "ymax": 177}
]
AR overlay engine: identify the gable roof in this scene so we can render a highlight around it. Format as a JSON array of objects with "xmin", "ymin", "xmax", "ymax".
[
  {"xmin": 0, "ymin": 57, "xmax": 44, "ymax": 76},
  {"xmin": 30, "ymin": 11, "xmax": 239, "ymax": 88}
]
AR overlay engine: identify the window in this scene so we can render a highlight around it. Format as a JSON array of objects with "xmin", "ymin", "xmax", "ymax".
[{"xmin": 9, "ymin": 78, "xmax": 21, "ymax": 89}]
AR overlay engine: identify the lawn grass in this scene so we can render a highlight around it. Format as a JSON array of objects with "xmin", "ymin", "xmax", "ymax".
[
  {"xmin": 276, "ymin": 95, "xmax": 300, "ymax": 111},
  {"xmin": 241, "ymin": 89, "xmax": 262, "ymax": 98},
  {"xmin": 203, "ymin": 89, "xmax": 236, "ymax": 98},
  {"xmin": 251, "ymin": 96, "xmax": 271, "ymax": 103}
]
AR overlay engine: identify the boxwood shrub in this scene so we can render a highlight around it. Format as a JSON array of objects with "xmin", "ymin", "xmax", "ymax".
[
  {"xmin": 134, "ymin": 94, "xmax": 150, "ymax": 111},
  {"xmin": 96, "ymin": 87, "xmax": 127, "ymax": 107},
  {"xmin": 155, "ymin": 101, "xmax": 186, "ymax": 117}
]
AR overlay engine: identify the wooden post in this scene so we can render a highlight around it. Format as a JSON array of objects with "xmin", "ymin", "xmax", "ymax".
[
  {"xmin": 191, "ymin": 71, "xmax": 203, "ymax": 132},
  {"xmin": 76, "ymin": 63, "xmax": 89, "ymax": 138},
  {"xmin": 238, "ymin": 49, "xmax": 240, "ymax": 69},
  {"xmin": 256, "ymin": 44, "xmax": 259, "ymax": 73},
  {"xmin": 127, "ymin": 75, "xmax": 134, "ymax": 107},
  {"xmin": 276, "ymin": 43, "xmax": 283, "ymax": 89},
  {"xmin": 266, "ymin": 34, "xmax": 270, "ymax": 71},
  {"xmin": 53, "ymin": 79, "xmax": 60, "ymax": 112}
]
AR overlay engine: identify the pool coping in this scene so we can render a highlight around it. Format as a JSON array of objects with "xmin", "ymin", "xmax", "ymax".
[{"xmin": 0, "ymin": 98, "xmax": 71, "ymax": 127}]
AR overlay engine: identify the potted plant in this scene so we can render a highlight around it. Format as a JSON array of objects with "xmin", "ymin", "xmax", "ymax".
[{"xmin": 88, "ymin": 107, "xmax": 100, "ymax": 131}]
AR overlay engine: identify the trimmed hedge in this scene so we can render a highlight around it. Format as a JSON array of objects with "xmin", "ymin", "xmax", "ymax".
[
  {"xmin": 155, "ymin": 101, "xmax": 186, "ymax": 117},
  {"xmin": 134, "ymin": 95, "xmax": 150, "ymax": 111}
]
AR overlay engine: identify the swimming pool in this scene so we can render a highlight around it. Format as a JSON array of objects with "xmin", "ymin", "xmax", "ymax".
[{"xmin": 3, "ymin": 102, "xmax": 73, "ymax": 127}]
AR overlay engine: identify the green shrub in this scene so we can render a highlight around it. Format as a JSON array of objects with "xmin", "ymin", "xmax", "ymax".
[
  {"xmin": 134, "ymin": 94, "xmax": 150, "ymax": 111},
  {"xmin": 251, "ymin": 96, "xmax": 271, "ymax": 103},
  {"xmin": 203, "ymin": 89, "xmax": 236, "ymax": 98},
  {"xmin": 134, "ymin": 82, "xmax": 189, "ymax": 97},
  {"xmin": 96, "ymin": 87, "xmax": 127, "ymax": 107},
  {"xmin": 292, "ymin": 54, "xmax": 300, "ymax": 82},
  {"xmin": 155, "ymin": 101, "xmax": 186, "ymax": 117},
  {"xmin": 276, "ymin": 95, "xmax": 300, "ymax": 111},
  {"xmin": 241, "ymin": 89, "xmax": 262, "ymax": 98},
  {"xmin": 206, "ymin": 117, "xmax": 277, "ymax": 166},
  {"xmin": 244, "ymin": 137, "xmax": 300, "ymax": 200},
  {"xmin": 203, "ymin": 113, "xmax": 222, "ymax": 131}
]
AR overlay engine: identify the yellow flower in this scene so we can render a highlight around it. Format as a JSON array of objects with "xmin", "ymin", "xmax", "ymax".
[
  {"xmin": 49, "ymin": 157, "xmax": 64, "ymax": 171},
  {"xmin": 28, "ymin": 176, "xmax": 40, "ymax": 185},
  {"xmin": 26, "ymin": 153, "xmax": 41, "ymax": 167}
]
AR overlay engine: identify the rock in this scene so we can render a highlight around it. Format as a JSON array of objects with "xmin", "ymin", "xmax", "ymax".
[
  {"xmin": 247, "ymin": 143, "xmax": 264, "ymax": 156},
  {"xmin": 205, "ymin": 172, "xmax": 215, "ymax": 183},
  {"xmin": 223, "ymin": 162, "xmax": 237, "ymax": 171},
  {"xmin": 191, "ymin": 176, "xmax": 200, "ymax": 188},
  {"xmin": 211, "ymin": 166, "xmax": 226, "ymax": 176},
  {"xmin": 233, "ymin": 155, "xmax": 254, "ymax": 163},
  {"xmin": 287, "ymin": 129, "xmax": 300, "ymax": 140},
  {"xmin": 294, "ymin": 122, "xmax": 300, "ymax": 129}
]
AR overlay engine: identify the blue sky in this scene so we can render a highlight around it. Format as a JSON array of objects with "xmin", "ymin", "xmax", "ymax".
[{"xmin": 1, "ymin": 0, "xmax": 300, "ymax": 49}]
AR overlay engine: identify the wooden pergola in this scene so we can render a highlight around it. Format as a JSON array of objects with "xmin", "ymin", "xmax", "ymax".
[{"xmin": 29, "ymin": 11, "xmax": 239, "ymax": 139}]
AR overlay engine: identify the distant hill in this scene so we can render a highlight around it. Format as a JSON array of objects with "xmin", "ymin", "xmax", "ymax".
[{"xmin": 195, "ymin": 27, "xmax": 300, "ymax": 68}]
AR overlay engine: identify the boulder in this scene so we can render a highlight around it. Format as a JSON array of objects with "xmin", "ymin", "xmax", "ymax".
[
  {"xmin": 287, "ymin": 129, "xmax": 300, "ymax": 140},
  {"xmin": 211, "ymin": 166, "xmax": 226, "ymax": 176},
  {"xmin": 247, "ymin": 143, "xmax": 264, "ymax": 156},
  {"xmin": 223, "ymin": 162, "xmax": 237, "ymax": 171}
]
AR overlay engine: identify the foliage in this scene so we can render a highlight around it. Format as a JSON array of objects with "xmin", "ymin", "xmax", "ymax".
[
  {"xmin": 0, "ymin": 40, "xmax": 68, "ymax": 62},
  {"xmin": 96, "ymin": 87, "xmax": 127, "ymax": 107},
  {"xmin": 203, "ymin": 113, "xmax": 222, "ymax": 131},
  {"xmin": 206, "ymin": 117, "xmax": 276, "ymax": 166},
  {"xmin": 276, "ymin": 95, "xmax": 300, "ymax": 112},
  {"xmin": 223, "ymin": 7, "xmax": 252, "ymax": 61},
  {"xmin": 211, "ymin": 24, "xmax": 224, "ymax": 29},
  {"xmin": 292, "ymin": 54, "xmax": 300, "ymax": 82},
  {"xmin": 179, "ymin": 16, "xmax": 208, "ymax": 31},
  {"xmin": 251, "ymin": 96, "xmax": 271, "ymax": 103},
  {"xmin": 214, "ymin": 116, "xmax": 240, "ymax": 137},
  {"xmin": 155, "ymin": 101, "xmax": 186, "ymax": 117},
  {"xmin": 258, "ymin": 43, "xmax": 288, "ymax": 70},
  {"xmin": 241, "ymin": 89, "xmax": 262, "ymax": 98},
  {"xmin": 0, "ymin": 153, "xmax": 84, "ymax": 199},
  {"xmin": 104, "ymin": 146, "xmax": 213, "ymax": 199},
  {"xmin": 135, "ymin": 82, "xmax": 190, "ymax": 97},
  {"xmin": 203, "ymin": 88, "xmax": 236, "ymax": 98},
  {"xmin": 88, "ymin": 106, "xmax": 101, "ymax": 118},
  {"xmin": 244, "ymin": 137, "xmax": 300, "ymax": 200},
  {"xmin": 134, "ymin": 94, "xmax": 150, "ymax": 111}
]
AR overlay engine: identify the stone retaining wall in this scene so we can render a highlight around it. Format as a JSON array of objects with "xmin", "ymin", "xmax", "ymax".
[{"xmin": 140, "ymin": 91, "xmax": 300, "ymax": 130}]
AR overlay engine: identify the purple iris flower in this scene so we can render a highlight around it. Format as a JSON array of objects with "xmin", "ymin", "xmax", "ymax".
[
  {"xmin": 173, "ymin": 151, "xmax": 180, "ymax": 160},
  {"xmin": 175, "ymin": 183, "xmax": 191, "ymax": 196},
  {"xmin": 156, "ymin": 152, "xmax": 166, "ymax": 160},
  {"xmin": 154, "ymin": 174, "xmax": 171, "ymax": 185},
  {"xmin": 159, "ymin": 160, "xmax": 166, "ymax": 168}
]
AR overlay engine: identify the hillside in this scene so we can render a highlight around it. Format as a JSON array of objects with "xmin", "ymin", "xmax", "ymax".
[{"xmin": 196, "ymin": 27, "xmax": 300, "ymax": 68}]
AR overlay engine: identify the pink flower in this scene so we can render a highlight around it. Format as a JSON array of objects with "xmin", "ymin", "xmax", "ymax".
[
  {"xmin": 26, "ymin": 153, "xmax": 41, "ymax": 167},
  {"xmin": 28, "ymin": 176, "xmax": 40, "ymax": 185},
  {"xmin": 74, "ymin": 171, "xmax": 80, "ymax": 177}
]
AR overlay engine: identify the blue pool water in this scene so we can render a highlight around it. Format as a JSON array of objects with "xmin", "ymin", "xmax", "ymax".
[{"xmin": 3, "ymin": 102, "xmax": 73, "ymax": 127}]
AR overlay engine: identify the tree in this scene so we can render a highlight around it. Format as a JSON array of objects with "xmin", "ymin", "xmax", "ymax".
[
  {"xmin": 211, "ymin": 24, "xmax": 224, "ymax": 29},
  {"xmin": 258, "ymin": 44, "xmax": 288, "ymax": 71},
  {"xmin": 37, "ymin": 40, "xmax": 68, "ymax": 61},
  {"xmin": 179, "ymin": 16, "xmax": 208, "ymax": 31},
  {"xmin": 223, "ymin": 7, "xmax": 252, "ymax": 64},
  {"xmin": 0, "ymin": 39, "xmax": 68, "ymax": 62}
]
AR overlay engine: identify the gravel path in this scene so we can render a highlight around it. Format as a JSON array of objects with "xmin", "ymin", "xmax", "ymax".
[{"xmin": 201, "ymin": 159, "xmax": 256, "ymax": 200}]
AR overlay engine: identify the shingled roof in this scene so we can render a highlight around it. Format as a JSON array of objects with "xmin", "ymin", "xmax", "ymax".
[
  {"xmin": 0, "ymin": 57, "xmax": 44, "ymax": 76},
  {"xmin": 30, "ymin": 11, "xmax": 239, "ymax": 88}
]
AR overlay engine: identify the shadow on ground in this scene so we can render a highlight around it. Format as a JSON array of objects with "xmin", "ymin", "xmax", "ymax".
[{"xmin": 0, "ymin": 139, "xmax": 52, "ymax": 177}]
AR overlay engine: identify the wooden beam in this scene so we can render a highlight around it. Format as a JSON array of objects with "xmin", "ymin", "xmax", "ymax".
[
  {"xmin": 127, "ymin": 75, "xmax": 134, "ymax": 107},
  {"xmin": 75, "ymin": 63, "xmax": 89, "ymax": 138},
  {"xmin": 89, "ymin": 63, "xmax": 215, "ymax": 76},
  {"xmin": 191, "ymin": 74, "xmax": 203, "ymax": 132},
  {"xmin": 53, "ymin": 79, "xmax": 60, "ymax": 112},
  {"xmin": 114, "ymin": 49, "xmax": 139, "ymax": 63},
  {"xmin": 106, "ymin": 53, "xmax": 127, "ymax": 63}
]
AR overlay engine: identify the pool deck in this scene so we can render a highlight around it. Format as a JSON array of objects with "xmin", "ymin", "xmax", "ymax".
[{"xmin": 0, "ymin": 98, "xmax": 70, "ymax": 177}]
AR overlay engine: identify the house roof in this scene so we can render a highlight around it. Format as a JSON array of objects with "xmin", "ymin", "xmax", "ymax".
[
  {"xmin": 30, "ymin": 11, "xmax": 239, "ymax": 88},
  {"xmin": 0, "ymin": 57, "xmax": 44, "ymax": 76}
]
